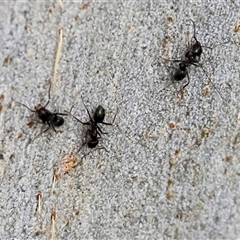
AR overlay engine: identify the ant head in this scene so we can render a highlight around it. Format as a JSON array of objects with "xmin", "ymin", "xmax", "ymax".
[
  {"xmin": 52, "ymin": 115, "xmax": 64, "ymax": 127},
  {"xmin": 94, "ymin": 105, "xmax": 105, "ymax": 123},
  {"xmin": 35, "ymin": 104, "xmax": 44, "ymax": 111}
]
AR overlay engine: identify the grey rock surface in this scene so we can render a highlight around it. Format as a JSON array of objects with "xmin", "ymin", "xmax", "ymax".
[{"xmin": 0, "ymin": 1, "xmax": 240, "ymax": 239}]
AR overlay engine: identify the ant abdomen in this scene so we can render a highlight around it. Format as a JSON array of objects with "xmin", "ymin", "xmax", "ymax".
[
  {"xmin": 52, "ymin": 115, "xmax": 64, "ymax": 127},
  {"xmin": 88, "ymin": 139, "xmax": 99, "ymax": 148}
]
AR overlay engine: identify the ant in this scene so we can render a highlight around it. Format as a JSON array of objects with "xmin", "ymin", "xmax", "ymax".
[
  {"xmin": 16, "ymin": 83, "xmax": 67, "ymax": 137},
  {"xmin": 160, "ymin": 20, "xmax": 223, "ymax": 98},
  {"xmin": 65, "ymin": 96, "xmax": 117, "ymax": 152},
  {"xmin": 168, "ymin": 20, "xmax": 204, "ymax": 88}
]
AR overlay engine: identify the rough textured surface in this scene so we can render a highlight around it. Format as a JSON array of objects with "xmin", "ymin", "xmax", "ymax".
[{"xmin": 0, "ymin": 1, "xmax": 240, "ymax": 239}]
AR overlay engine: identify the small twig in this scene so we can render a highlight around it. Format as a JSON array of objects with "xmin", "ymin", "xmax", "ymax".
[
  {"xmin": 51, "ymin": 171, "xmax": 58, "ymax": 195},
  {"xmin": 50, "ymin": 209, "xmax": 56, "ymax": 240},
  {"xmin": 34, "ymin": 191, "xmax": 42, "ymax": 215},
  {"xmin": 56, "ymin": 0, "xmax": 64, "ymax": 11}
]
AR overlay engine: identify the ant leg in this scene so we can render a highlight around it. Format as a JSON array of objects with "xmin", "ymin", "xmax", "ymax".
[
  {"xmin": 101, "ymin": 122, "xmax": 112, "ymax": 126},
  {"xmin": 64, "ymin": 109, "xmax": 91, "ymax": 125},
  {"xmin": 96, "ymin": 125, "xmax": 108, "ymax": 135},
  {"xmin": 193, "ymin": 63, "xmax": 225, "ymax": 100},
  {"xmin": 76, "ymin": 142, "xmax": 86, "ymax": 153},
  {"xmin": 81, "ymin": 146, "xmax": 109, "ymax": 157},
  {"xmin": 97, "ymin": 108, "xmax": 118, "ymax": 134},
  {"xmin": 33, "ymin": 126, "xmax": 50, "ymax": 140},
  {"xmin": 55, "ymin": 113, "xmax": 68, "ymax": 116},
  {"xmin": 182, "ymin": 69, "xmax": 190, "ymax": 89},
  {"xmin": 15, "ymin": 102, "xmax": 36, "ymax": 113},
  {"xmin": 52, "ymin": 105, "xmax": 69, "ymax": 117},
  {"xmin": 80, "ymin": 95, "xmax": 95, "ymax": 123},
  {"xmin": 158, "ymin": 57, "xmax": 184, "ymax": 64},
  {"xmin": 52, "ymin": 111, "xmax": 69, "ymax": 122},
  {"xmin": 202, "ymin": 41, "xmax": 229, "ymax": 50},
  {"xmin": 101, "ymin": 107, "xmax": 119, "ymax": 126},
  {"xmin": 49, "ymin": 120, "xmax": 63, "ymax": 134},
  {"xmin": 49, "ymin": 121, "xmax": 57, "ymax": 133},
  {"xmin": 91, "ymin": 146, "xmax": 109, "ymax": 153},
  {"xmin": 26, "ymin": 116, "xmax": 42, "ymax": 124},
  {"xmin": 68, "ymin": 105, "xmax": 74, "ymax": 114},
  {"xmin": 97, "ymin": 146, "xmax": 109, "ymax": 152}
]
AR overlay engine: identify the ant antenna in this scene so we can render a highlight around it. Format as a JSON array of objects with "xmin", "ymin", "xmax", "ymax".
[
  {"xmin": 43, "ymin": 82, "xmax": 52, "ymax": 108},
  {"xmin": 64, "ymin": 108, "xmax": 86, "ymax": 125},
  {"xmin": 16, "ymin": 82, "xmax": 52, "ymax": 111},
  {"xmin": 190, "ymin": 20, "xmax": 198, "ymax": 42},
  {"xmin": 15, "ymin": 102, "xmax": 35, "ymax": 112}
]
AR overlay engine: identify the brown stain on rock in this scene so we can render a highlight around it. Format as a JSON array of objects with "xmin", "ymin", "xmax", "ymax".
[
  {"xmin": 81, "ymin": 3, "xmax": 89, "ymax": 10},
  {"xmin": 225, "ymin": 156, "xmax": 232, "ymax": 162}
]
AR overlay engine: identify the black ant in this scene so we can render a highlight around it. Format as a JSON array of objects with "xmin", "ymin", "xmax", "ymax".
[
  {"xmin": 160, "ymin": 20, "xmax": 223, "ymax": 98},
  {"xmin": 65, "ymin": 96, "xmax": 117, "ymax": 152},
  {"xmin": 16, "ymin": 83, "xmax": 67, "ymax": 137},
  {"xmin": 168, "ymin": 20, "xmax": 204, "ymax": 88}
]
